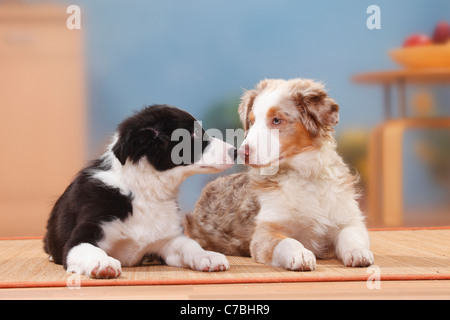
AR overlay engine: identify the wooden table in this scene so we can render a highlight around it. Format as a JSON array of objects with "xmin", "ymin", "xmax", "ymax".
[
  {"xmin": 353, "ymin": 68, "xmax": 450, "ymax": 119},
  {"xmin": 352, "ymin": 68, "xmax": 450, "ymax": 226}
]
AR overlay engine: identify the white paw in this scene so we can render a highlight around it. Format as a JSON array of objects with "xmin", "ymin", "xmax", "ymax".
[
  {"xmin": 272, "ymin": 238, "xmax": 316, "ymax": 271},
  {"xmin": 282, "ymin": 248, "xmax": 316, "ymax": 271},
  {"xmin": 66, "ymin": 243, "xmax": 122, "ymax": 279},
  {"xmin": 191, "ymin": 251, "xmax": 230, "ymax": 272},
  {"xmin": 87, "ymin": 256, "xmax": 122, "ymax": 279},
  {"xmin": 342, "ymin": 247, "xmax": 374, "ymax": 267}
]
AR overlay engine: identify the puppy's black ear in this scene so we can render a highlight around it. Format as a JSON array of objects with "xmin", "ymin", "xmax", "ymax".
[
  {"xmin": 112, "ymin": 132, "xmax": 131, "ymax": 165},
  {"xmin": 113, "ymin": 128, "xmax": 162, "ymax": 165},
  {"xmin": 138, "ymin": 127, "xmax": 159, "ymax": 142}
]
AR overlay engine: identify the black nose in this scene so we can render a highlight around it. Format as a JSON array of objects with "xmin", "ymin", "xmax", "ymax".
[{"xmin": 228, "ymin": 148, "xmax": 237, "ymax": 161}]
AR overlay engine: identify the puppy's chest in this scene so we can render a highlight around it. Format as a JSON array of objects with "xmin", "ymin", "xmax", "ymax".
[
  {"xmin": 130, "ymin": 196, "xmax": 182, "ymax": 236},
  {"xmin": 262, "ymin": 175, "xmax": 331, "ymax": 214},
  {"xmin": 257, "ymin": 175, "xmax": 340, "ymax": 230},
  {"xmin": 98, "ymin": 196, "xmax": 182, "ymax": 266}
]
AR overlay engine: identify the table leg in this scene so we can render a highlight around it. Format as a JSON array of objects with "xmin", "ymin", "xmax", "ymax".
[
  {"xmin": 397, "ymin": 79, "xmax": 407, "ymax": 118},
  {"xmin": 381, "ymin": 121, "xmax": 404, "ymax": 226},
  {"xmin": 383, "ymin": 84, "xmax": 392, "ymax": 119},
  {"xmin": 368, "ymin": 124, "xmax": 383, "ymax": 225}
]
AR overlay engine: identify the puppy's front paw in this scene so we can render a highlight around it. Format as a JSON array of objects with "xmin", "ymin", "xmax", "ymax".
[
  {"xmin": 272, "ymin": 238, "xmax": 316, "ymax": 271},
  {"xmin": 192, "ymin": 251, "xmax": 230, "ymax": 272},
  {"xmin": 342, "ymin": 248, "xmax": 374, "ymax": 267},
  {"xmin": 89, "ymin": 256, "xmax": 122, "ymax": 279},
  {"xmin": 67, "ymin": 255, "xmax": 122, "ymax": 279},
  {"xmin": 282, "ymin": 248, "xmax": 316, "ymax": 271},
  {"xmin": 66, "ymin": 243, "xmax": 122, "ymax": 279}
]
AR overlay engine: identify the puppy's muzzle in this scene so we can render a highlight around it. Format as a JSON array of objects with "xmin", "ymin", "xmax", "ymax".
[{"xmin": 238, "ymin": 144, "xmax": 250, "ymax": 164}]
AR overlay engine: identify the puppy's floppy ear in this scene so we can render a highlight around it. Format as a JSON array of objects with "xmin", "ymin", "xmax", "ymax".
[
  {"xmin": 238, "ymin": 89, "xmax": 257, "ymax": 132},
  {"xmin": 294, "ymin": 88, "xmax": 339, "ymax": 135},
  {"xmin": 112, "ymin": 131, "xmax": 131, "ymax": 165},
  {"xmin": 238, "ymin": 79, "xmax": 272, "ymax": 131},
  {"xmin": 138, "ymin": 127, "xmax": 160, "ymax": 142},
  {"xmin": 112, "ymin": 128, "xmax": 161, "ymax": 165}
]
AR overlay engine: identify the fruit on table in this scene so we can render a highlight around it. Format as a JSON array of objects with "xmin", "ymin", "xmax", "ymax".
[
  {"xmin": 432, "ymin": 21, "xmax": 450, "ymax": 44},
  {"xmin": 403, "ymin": 33, "xmax": 432, "ymax": 47}
]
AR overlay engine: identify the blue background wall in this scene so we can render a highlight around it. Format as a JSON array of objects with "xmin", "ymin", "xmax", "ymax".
[{"xmin": 71, "ymin": 0, "xmax": 450, "ymax": 212}]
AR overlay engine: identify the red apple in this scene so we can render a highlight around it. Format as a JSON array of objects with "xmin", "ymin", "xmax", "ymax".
[
  {"xmin": 403, "ymin": 33, "xmax": 432, "ymax": 47},
  {"xmin": 432, "ymin": 21, "xmax": 450, "ymax": 44}
]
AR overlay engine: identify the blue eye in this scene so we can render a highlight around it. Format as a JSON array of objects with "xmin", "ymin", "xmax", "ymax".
[{"xmin": 272, "ymin": 118, "xmax": 282, "ymax": 125}]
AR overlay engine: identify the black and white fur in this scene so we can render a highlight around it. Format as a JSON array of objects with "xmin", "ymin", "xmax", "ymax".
[{"xmin": 44, "ymin": 105, "xmax": 235, "ymax": 278}]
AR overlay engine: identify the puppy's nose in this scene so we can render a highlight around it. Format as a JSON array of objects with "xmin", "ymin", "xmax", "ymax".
[
  {"xmin": 228, "ymin": 147, "xmax": 237, "ymax": 161},
  {"xmin": 238, "ymin": 145, "xmax": 250, "ymax": 164}
]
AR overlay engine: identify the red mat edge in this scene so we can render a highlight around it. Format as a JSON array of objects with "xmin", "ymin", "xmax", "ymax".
[{"xmin": 1, "ymin": 273, "xmax": 450, "ymax": 289}]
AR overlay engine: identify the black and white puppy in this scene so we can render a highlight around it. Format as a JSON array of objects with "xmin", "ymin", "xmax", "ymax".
[{"xmin": 44, "ymin": 104, "xmax": 236, "ymax": 279}]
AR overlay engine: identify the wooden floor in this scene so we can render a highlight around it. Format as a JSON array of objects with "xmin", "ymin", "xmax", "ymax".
[{"xmin": 1, "ymin": 280, "xmax": 450, "ymax": 300}]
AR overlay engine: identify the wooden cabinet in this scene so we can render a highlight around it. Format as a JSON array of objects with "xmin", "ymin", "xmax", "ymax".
[{"xmin": 0, "ymin": 3, "xmax": 85, "ymax": 236}]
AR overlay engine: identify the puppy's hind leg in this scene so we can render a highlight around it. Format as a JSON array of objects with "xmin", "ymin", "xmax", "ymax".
[{"xmin": 159, "ymin": 235, "xmax": 230, "ymax": 272}]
